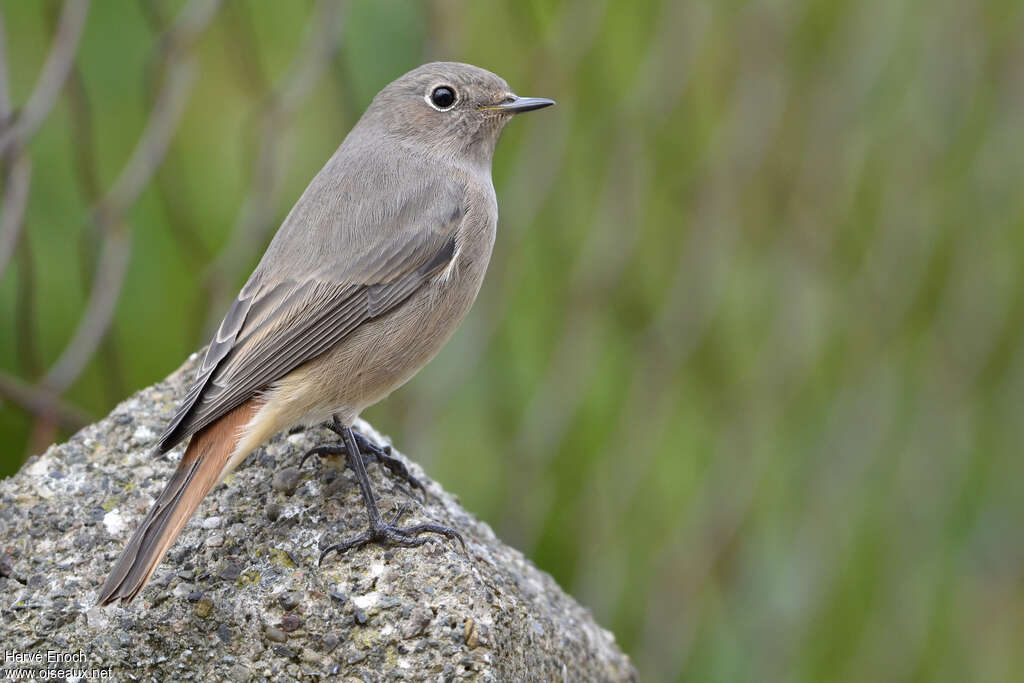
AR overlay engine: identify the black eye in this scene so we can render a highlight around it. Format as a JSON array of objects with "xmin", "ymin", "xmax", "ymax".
[{"xmin": 430, "ymin": 86, "xmax": 457, "ymax": 110}]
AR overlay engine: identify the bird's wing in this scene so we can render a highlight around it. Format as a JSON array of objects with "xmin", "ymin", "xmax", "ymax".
[{"xmin": 157, "ymin": 172, "xmax": 464, "ymax": 453}]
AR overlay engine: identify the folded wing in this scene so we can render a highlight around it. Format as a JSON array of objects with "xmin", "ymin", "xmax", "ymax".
[{"xmin": 158, "ymin": 171, "xmax": 463, "ymax": 453}]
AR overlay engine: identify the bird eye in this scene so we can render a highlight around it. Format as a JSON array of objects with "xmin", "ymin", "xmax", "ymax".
[{"xmin": 429, "ymin": 86, "xmax": 457, "ymax": 110}]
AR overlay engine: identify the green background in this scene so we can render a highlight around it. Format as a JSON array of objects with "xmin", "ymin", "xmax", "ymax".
[{"xmin": 2, "ymin": 1, "xmax": 1024, "ymax": 680}]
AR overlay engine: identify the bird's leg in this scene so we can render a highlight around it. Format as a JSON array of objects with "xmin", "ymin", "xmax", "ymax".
[
  {"xmin": 300, "ymin": 419, "xmax": 424, "ymax": 494},
  {"xmin": 318, "ymin": 419, "xmax": 464, "ymax": 565}
]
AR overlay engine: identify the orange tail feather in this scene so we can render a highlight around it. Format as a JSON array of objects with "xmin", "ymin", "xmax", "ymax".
[{"xmin": 97, "ymin": 399, "xmax": 260, "ymax": 605}]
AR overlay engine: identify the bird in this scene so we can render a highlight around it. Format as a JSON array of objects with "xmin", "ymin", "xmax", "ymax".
[{"xmin": 96, "ymin": 62, "xmax": 554, "ymax": 605}]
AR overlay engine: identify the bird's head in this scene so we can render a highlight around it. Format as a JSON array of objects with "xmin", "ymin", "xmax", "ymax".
[{"xmin": 360, "ymin": 61, "xmax": 555, "ymax": 167}]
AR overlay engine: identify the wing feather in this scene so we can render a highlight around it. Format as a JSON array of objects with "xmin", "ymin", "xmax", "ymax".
[{"xmin": 157, "ymin": 167, "xmax": 464, "ymax": 453}]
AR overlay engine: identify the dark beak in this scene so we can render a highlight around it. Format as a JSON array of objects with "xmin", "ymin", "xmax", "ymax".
[{"xmin": 484, "ymin": 96, "xmax": 556, "ymax": 113}]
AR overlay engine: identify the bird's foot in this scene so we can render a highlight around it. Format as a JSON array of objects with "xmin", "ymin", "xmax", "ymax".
[
  {"xmin": 313, "ymin": 417, "xmax": 462, "ymax": 564},
  {"xmin": 301, "ymin": 427, "xmax": 424, "ymax": 495},
  {"xmin": 318, "ymin": 505, "xmax": 465, "ymax": 565}
]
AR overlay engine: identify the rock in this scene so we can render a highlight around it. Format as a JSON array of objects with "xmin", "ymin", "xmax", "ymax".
[
  {"xmin": 271, "ymin": 467, "xmax": 303, "ymax": 496},
  {"xmin": 172, "ymin": 582, "xmax": 194, "ymax": 598},
  {"xmin": 279, "ymin": 614, "xmax": 301, "ymax": 632},
  {"xmin": 228, "ymin": 663, "xmax": 250, "ymax": 682},
  {"xmin": 278, "ymin": 591, "xmax": 302, "ymax": 611},
  {"xmin": 0, "ymin": 356, "xmax": 635, "ymax": 681},
  {"xmin": 194, "ymin": 597, "xmax": 213, "ymax": 618},
  {"xmin": 265, "ymin": 626, "xmax": 288, "ymax": 643},
  {"xmin": 202, "ymin": 516, "xmax": 223, "ymax": 529},
  {"xmin": 218, "ymin": 561, "xmax": 243, "ymax": 582}
]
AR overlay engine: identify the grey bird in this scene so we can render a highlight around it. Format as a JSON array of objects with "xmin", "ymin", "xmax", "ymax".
[{"xmin": 97, "ymin": 62, "xmax": 554, "ymax": 605}]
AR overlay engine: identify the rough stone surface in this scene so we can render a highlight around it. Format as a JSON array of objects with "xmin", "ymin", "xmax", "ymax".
[{"xmin": 0, "ymin": 355, "xmax": 635, "ymax": 682}]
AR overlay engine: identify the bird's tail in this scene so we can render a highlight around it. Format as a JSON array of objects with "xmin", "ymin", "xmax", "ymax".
[{"xmin": 97, "ymin": 399, "xmax": 260, "ymax": 605}]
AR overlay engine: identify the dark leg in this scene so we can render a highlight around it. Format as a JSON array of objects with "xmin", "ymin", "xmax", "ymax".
[
  {"xmin": 300, "ymin": 421, "xmax": 424, "ymax": 494},
  {"xmin": 318, "ymin": 419, "xmax": 464, "ymax": 565}
]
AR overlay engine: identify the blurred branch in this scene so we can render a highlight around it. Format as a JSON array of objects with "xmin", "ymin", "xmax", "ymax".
[
  {"xmin": 0, "ymin": 371, "xmax": 91, "ymax": 430},
  {"xmin": 0, "ymin": 10, "xmax": 33, "ymax": 283},
  {"xmin": 65, "ymin": 66, "xmax": 126, "ymax": 403},
  {"xmin": 0, "ymin": 10, "xmax": 40, "ymax": 381},
  {"xmin": 0, "ymin": 151, "xmax": 30, "ymax": 282},
  {"xmin": 0, "ymin": 8, "xmax": 8, "ymax": 115},
  {"xmin": 41, "ymin": 232, "xmax": 131, "ymax": 393},
  {"xmin": 41, "ymin": 0, "xmax": 220, "ymax": 395},
  {"xmin": 0, "ymin": 0, "xmax": 89, "ymax": 158},
  {"xmin": 204, "ymin": 0, "xmax": 346, "ymax": 332},
  {"xmin": 14, "ymin": 235, "xmax": 41, "ymax": 378},
  {"xmin": 138, "ymin": 3, "xmax": 216, "ymax": 273},
  {"xmin": 221, "ymin": 2, "xmax": 271, "ymax": 96},
  {"xmin": 101, "ymin": 0, "xmax": 219, "ymax": 215}
]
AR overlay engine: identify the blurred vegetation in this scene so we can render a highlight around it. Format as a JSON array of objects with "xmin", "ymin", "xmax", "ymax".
[{"xmin": 3, "ymin": 0, "xmax": 1024, "ymax": 680}]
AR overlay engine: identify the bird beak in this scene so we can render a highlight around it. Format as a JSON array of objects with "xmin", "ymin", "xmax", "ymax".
[{"xmin": 481, "ymin": 95, "xmax": 556, "ymax": 113}]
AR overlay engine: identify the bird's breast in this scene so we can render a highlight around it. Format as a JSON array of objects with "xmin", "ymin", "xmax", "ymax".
[{"xmin": 276, "ymin": 205, "xmax": 497, "ymax": 424}]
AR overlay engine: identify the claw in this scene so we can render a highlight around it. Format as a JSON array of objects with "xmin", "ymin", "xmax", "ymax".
[
  {"xmin": 301, "ymin": 445, "xmax": 346, "ymax": 469},
  {"xmin": 312, "ymin": 419, "xmax": 464, "ymax": 566},
  {"xmin": 318, "ymin": 517, "xmax": 463, "ymax": 566},
  {"xmin": 301, "ymin": 428, "xmax": 424, "ymax": 496},
  {"xmin": 390, "ymin": 503, "xmax": 411, "ymax": 525}
]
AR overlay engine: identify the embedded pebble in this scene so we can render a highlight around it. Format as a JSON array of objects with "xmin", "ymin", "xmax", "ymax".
[
  {"xmin": 278, "ymin": 591, "xmax": 301, "ymax": 611},
  {"xmin": 265, "ymin": 626, "xmax": 287, "ymax": 643},
  {"xmin": 132, "ymin": 426, "xmax": 156, "ymax": 444},
  {"xmin": 194, "ymin": 598, "xmax": 213, "ymax": 618},
  {"xmin": 265, "ymin": 503, "xmax": 282, "ymax": 521},
  {"xmin": 271, "ymin": 468, "xmax": 303, "ymax": 495},
  {"xmin": 218, "ymin": 562, "xmax": 242, "ymax": 581},
  {"xmin": 103, "ymin": 510, "xmax": 126, "ymax": 536},
  {"xmin": 228, "ymin": 664, "xmax": 250, "ymax": 682},
  {"xmin": 172, "ymin": 583, "xmax": 195, "ymax": 598}
]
